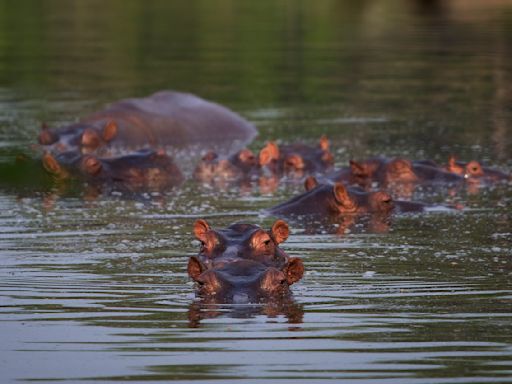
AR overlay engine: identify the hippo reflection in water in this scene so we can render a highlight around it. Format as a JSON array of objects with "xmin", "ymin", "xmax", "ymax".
[
  {"xmin": 38, "ymin": 90, "xmax": 257, "ymax": 156},
  {"xmin": 187, "ymin": 219, "xmax": 304, "ymax": 303}
]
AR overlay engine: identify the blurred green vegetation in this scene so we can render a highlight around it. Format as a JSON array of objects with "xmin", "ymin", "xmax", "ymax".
[{"xmin": 0, "ymin": 0, "xmax": 511, "ymax": 165}]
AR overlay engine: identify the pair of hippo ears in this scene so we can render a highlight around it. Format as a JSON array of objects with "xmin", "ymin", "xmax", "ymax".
[
  {"xmin": 193, "ymin": 219, "xmax": 290, "ymax": 246},
  {"xmin": 258, "ymin": 136, "xmax": 331, "ymax": 167},
  {"xmin": 39, "ymin": 121, "xmax": 117, "ymax": 149},
  {"xmin": 447, "ymin": 156, "xmax": 483, "ymax": 177},
  {"xmin": 81, "ymin": 121, "xmax": 118, "ymax": 149}
]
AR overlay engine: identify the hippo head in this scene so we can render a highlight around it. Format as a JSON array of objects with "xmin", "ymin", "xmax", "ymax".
[
  {"xmin": 447, "ymin": 156, "xmax": 509, "ymax": 183},
  {"xmin": 42, "ymin": 149, "xmax": 183, "ymax": 190},
  {"xmin": 38, "ymin": 121, "xmax": 118, "ymax": 154},
  {"xmin": 193, "ymin": 149, "xmax": 257, "ymax": 182},
  {"xmin": 187, "ymin": 219, "xmax": 304, "ymax": 300},
  {"xmin": 258, "ymin": 136, "xmax": 334, "ymax": 177},
  {"xmin": 303, "ymin": 177, "xmax": 394, "ymax": 215},
  {"xmin": 383, "ymin": 158, "xmax": 418, "ymax": 184}
]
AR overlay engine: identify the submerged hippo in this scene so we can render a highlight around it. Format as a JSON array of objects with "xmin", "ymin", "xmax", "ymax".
[
  {"xmin": 38, "ymin": 90, "xmax": 257, "ymax": 156},
  {"xmin": 42, "ymin": 148, "xmax": 184, "ymax": 190},
  {"xmin": 268, "ymin": 176, "xmax": 426, "ymax": 220},
  {"xmin": 444, "ymin": 156, "xmax": 510, "ymax": 184},
  {"xmin": 258, "ymin": 136, "xmax": 334, "ymax": 178},
  {"xmin": 193, "ymin": 148, "xmax": 258, "ymax": 183},
  {"xmin": 187, "ymin": 219, "xmax": 304, "ymax": 302},
  {"xmin": 329, "ymin": 157, "xmax": 463, "ymax": 198}
]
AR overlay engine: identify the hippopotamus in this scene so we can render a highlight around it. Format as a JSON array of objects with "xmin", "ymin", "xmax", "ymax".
[
  {"xmin": 42, "ymin": 148, "xmax": 184, "ymax": 191},
  {"xmin": 38, "ymin": 90, "xmax": 257, "ymax": 156},
  {"xmin": 258, "ymin": 136, "xmax": 334, "ymax": 178},
  {"xmin": 193, "ymin": 148, "xmax": 258, "ymax": 183},
  {"xmin": 329, "ymin": 157, "xmax": 464, "ymax": 197},
  {"xmin": 268, "ymin": 176, "xmax": 427, "ymax": 221},
  {"xmin": 444, "ymin": 156, "xmax": 510, "ymax": 184},
  {"xmin": 187, "ymin": 219, "xmax": 304, "ymax": 302}
]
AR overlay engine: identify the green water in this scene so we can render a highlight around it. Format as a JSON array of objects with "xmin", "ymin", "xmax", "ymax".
[{"xmin": 0, "ymin": 1, "xmax": 511, "ymax": 382}]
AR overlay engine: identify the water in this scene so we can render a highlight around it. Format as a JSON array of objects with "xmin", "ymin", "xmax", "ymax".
[{"xmin": 1, "ymin": 1, "xmax": 512, "ymax": 382}]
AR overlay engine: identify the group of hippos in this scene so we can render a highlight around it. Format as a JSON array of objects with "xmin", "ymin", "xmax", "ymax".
[{"xmin": 36, "ymin": 90, "xmax": 510, "ymax": 303}]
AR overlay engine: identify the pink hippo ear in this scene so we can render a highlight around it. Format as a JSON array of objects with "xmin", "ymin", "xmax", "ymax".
[
  {"xmin": 270, "ymin": 219, "xmax": 289, "ymax": 244},
  {"xmin": 193, "ymin": 219, "xmax": 211, "ymax": 243},
  {"xmin": 333, "ymin": 182, "xmax": 356, "ymax": 211},
  {"xmin": 38, "ymin": 124, "xmax": 58, "ymax": 145},
  {"xmin": 333, "ymin": 182, "xmax": 350, "ymax": 203},
  {"xmin": 81, "ymin": 128, "xmax": 102, "ymax": 150},
  {"xmin": 258, "ymin": 141, "xmax": 280, "ymax": 166},
  {"xmin": 447, "ymin": 155, "xmax": 464, "ymax": 175},
  {"xmin": 102, "ymin": 121, "xmax": 118, "ymax": 142},
  {"xmin": 304, "ymin": 176, "xmax": 318, "ymax": 191},
  {"xmin": 42, "ymin": 152, "xmax": 63, "ymax": 176},
  {"xmin": 466, "ymin": 160, "xmax": 483, "ymax": 177},
  {"xmin": 187, "ymin": 256, "xmax": 206, "ymax": 282},
  {"xmin": 283, "ymin": 257, "xmax": 304, "ymax": 285},
  {"xmin": 319, "ymin": 135, "xmax": 330, "ymax": 151}
]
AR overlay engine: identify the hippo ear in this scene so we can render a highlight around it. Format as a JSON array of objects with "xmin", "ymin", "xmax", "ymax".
[
  {"xmin": 447, "ymin": 155, "xmax": 464, "ymax": 175},
  {"xmin": 238, "ymin": 148, "xmax": 255, "ymax": 164},
  {"xmin": 283, "ymin": 257, "xmax": 304, "ymax": 285},
  {"xmin": 193, "ymin": 219, "xmax": 211, "ymax": 242},
  {"xmin": 333, "ymin": 183, "xmax": 352, "ymax": 206},
  {"xmin": 187, "ymin": 256, "xmax": 206, "ymax": 282},
  {"xmin": 319, "ymin": 135, "xmax": 329, "ymax": 151},
  {"xmin": 270, "ymin": 219, "xmax": 289, "ymax": 244},
  {"xmin": 259, "ymin": 141, "xmax": 280, "ymax": 166},
  {"xmin": 81, "ymin": 155, "xmax": 102, "ymax": 175},
  {"xmin": 102, "ymin": 121, "xmax": 118, "ymax": 142},
  {"xmin": 466, "ymin": 160, "xmax": 483, "ymax": 176},
  {"xmin": 38, "ymin": 124, "xmax": 57, "ymax": 145},
  {"xmin": 304, "ymin": 176, "xmax": 318, "ymax": 191},
  {"xmin": 81, "ymin": 128, "xmax": 101, "ymax": 149},
  {"xmin": 349, "ymin": 160, "xmax": 367, "ymax": 176},
  {"xmin": 42, "ymin": 153, "xmax": 63, "ymax": 175}
]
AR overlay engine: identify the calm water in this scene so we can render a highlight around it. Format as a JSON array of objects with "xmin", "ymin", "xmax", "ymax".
[{"xmin": 1, "ymin": 1, "xmax": 512, "ymax": 382}]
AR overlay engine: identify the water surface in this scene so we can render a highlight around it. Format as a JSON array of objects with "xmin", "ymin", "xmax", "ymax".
[{"xmin": 1, "ymin": 1, "xmax": 511, "ymax": 383}]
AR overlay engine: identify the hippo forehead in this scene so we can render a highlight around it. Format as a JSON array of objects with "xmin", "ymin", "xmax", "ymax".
[{"xmin": 217, "ymin": 223, "xmax": 264, "ymax": 242}]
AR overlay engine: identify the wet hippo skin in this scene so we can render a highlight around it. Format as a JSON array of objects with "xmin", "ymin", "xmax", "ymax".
[
  {"xmin": 187, "ymin": 219, "xmax": 304, "ymax": 302},
  {"xmin": 38, "ymin": 90, "xmax": 257, "ymax": 156},
  {"xmin": 42, "ymin": 148, "xmax": 184, "ymax": 190},
  {"xmin": 268, "ymin": 176, "xmax": 426, "ymax": 221}
]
